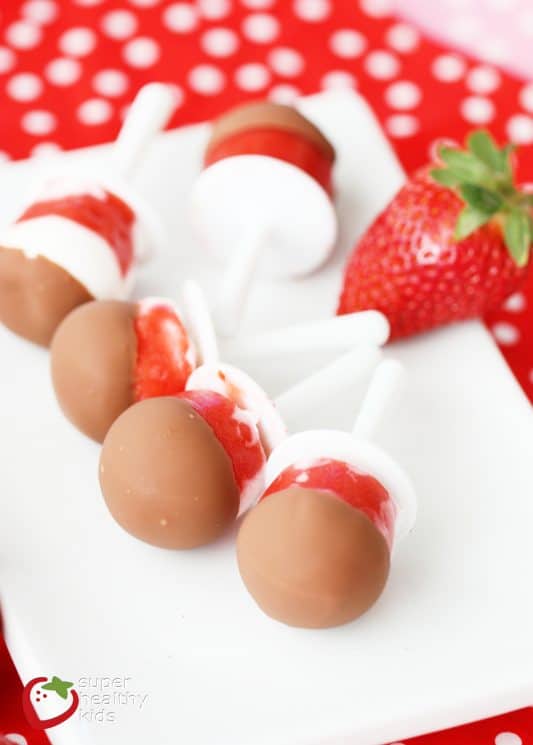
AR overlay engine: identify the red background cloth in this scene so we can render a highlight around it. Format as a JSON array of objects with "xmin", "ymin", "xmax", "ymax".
[{"xmin": 0, "ymin": 0, "xmax": 531, "ymax": 742}]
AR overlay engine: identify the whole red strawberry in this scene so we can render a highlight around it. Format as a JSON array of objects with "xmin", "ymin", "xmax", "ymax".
[{"xmin": 338, "ymin": 131, "xmax": 531, "ymax": 340}]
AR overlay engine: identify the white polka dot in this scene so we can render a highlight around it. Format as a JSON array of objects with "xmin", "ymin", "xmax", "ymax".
[
  {"xmin": 360, "ymin": 0, "xmax": 393, "ymax": 16},
  {"xmin": 321, "ymin": 70, "xmax": 357, "ymax": 90},
  {"xmin": 503, "ymin": 292, "xmax": 526, "ymax": 313},
  {"xmin": 386, "ymin": 114, "xmax": 419, "ymax": 138},
  {"xmin": 467, "ymin": 65, "xmax": 500, "ymax": 94},
  {"xmin": 432, "ymin": 53, "xmax": 466, "ymax": 82},
  {"xmin": 385, "ymin": 80, "xmax": 421, "ymax": 110},
  {"xmin": 59, "ymin": 27, "xmax": 96, "ymax": 57},
  {"xmin": 4, "ymin": 735, "xmax": 29, "ymax": 745},
  {"xmin": 492, "ymin": 323, "xmax": 520, "ymax": 346},
  {"xmin": 267, "ymin": 47, "xmax": 304, "ymax": 77},
  {"xmin": 507, "ymin": 114, "xmax": 533, "ymax": 144},
  {"xmin": 188, "ymin": 64, "xmax": 226, "ymax": 95},
  {"xmin": 21, "ymin": 0, "xmax": 58, "ymax": 25},
  {"xmin": 5, "ymin": 21, "xmax": 42, "ymax": 50},
  {"xmin": 293, "ymin": 0, "xmax": 331, "ymax": 22},
  {"xmin": 329, "ymin": 29, "xmax": 366, "ymax": 58},
  {"xmin": 386, "ymin": 23, "xmax": 419, "ymax": 53},
  {"xmin": 429, "ymin": 136, "xmax": 458, "ymax": 161},
  {"xmin": 268, "ymin": 83, "xmax": 300, "ymax": 104},
  {"xmin": 30, "ymin": 141, "xmax": 62, "ymax": 158},
  {"xmin": 235, "ymin": 62, "xmax": 270, "ymax": 91},
  {"xmin": 21, "ymin": 109, "xmax": 56, "ymax": 135},
  {"xmin": 101, "ymin": 10, "xmax": 138, "ymax": 40},
  {"xmin": 6, "ymin": 73, "xmax": 43, "ymax": 101},
  {"xmin": 201, "ymin": 27, "xmax": 238, "ymax": 57},
  {"xmin": 242, "ymin": 13, "xmax": 279, "ymax": 43},
  {"xmin": 0, "ymin": 151, "xmax": 11, "ymax": 163},
  {"xmin": 0, "ymin": 46, "xmax": 16, "ymax": 74},
  {"xmin": 461, "ymin": 96, "xmax": 495, "ymax": 125},
  {"xmin": 197, "ymin": 0, "xmax": 231, "ymax": 20},
  {"xmin": 364, "ymin": 50, "xmax": 400, "ymax": 80},
  {"xmin": 519, "ymin": 83, "xmax": 533, "ymax": 113},
  {"xmin": 45, "ymin": 57, "xmax": 82, "ymax": 86},
  {"xmin": 93, "ymin": 69, "xmax": 129, "ymax": 97},
  {"xmin": 123, "ymin": 37, "xmax": 160, "ymax": 68},
  {"xmin": 78, "ymin": 98, "xmax": 113, "ymax": 125},
  {"xmin": 129, "ymin": 0, "xmax": 160, "ymax": 6},
  {"xmin": 162, "ymin": 3, "xmax": 199, "ymax": 33},
  {"xmin": 242, "ymin": 0, "xmax": 274, "ymax": 7}
]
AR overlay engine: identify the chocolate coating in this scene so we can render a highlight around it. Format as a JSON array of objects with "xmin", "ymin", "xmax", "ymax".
[
  {"xmin": 207, "ymin": 101, "xmax": 335, "ymax": 163},
  {"xmin": 51, "ymin": 300, "xmax": 137, "ymax": 443},
  {"xmin": 0, "ymin": 248, "xmax": 93, "ymax": 346},
  {"xmin": 237, "ymin": 487, "xmax": 390, "ymax": 628},
  {"xmin": 99, "ymin": 396, "xmax": 240, "ymax": 549}
]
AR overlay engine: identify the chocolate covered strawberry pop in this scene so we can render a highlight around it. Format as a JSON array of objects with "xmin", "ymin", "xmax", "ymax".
[
  {"xmin": 99, "ymin": 347, "xmax": 380, "ymax": 550},
  {"xmin": 99, "ymin": 365, "xmax": 284, "ymax": 549},
  {"xmin": 191, "ymin": 101, "xmax": 338, "ymax": 335},
  {"xmin": 237, "ymin": 359, "xmax": 417, "ymax": 629},
  {"xmin": 51, "ymin": 280, "xmax": 217, "ymax": 442},
  {"xmin": 52, "ymin": 276, "xmax": 389, "ymax": 444},
  {"xmin": 0, "ymin": 83, "xmax": 175, "ymax": 346}
]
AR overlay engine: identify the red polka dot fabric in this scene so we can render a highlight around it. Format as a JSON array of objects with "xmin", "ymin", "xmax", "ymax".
[
  {"xmin": 0, "ymin": 0, "xmax": 532, "ymax": 401},
  {"xmin": 0, "ymin": 0, "xmax": 531, "ymax": 742}
]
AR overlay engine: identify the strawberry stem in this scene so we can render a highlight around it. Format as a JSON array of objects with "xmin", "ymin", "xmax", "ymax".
[{"xmin": 430, "ymin": 130, "xmax": 531, "ymax": 267}]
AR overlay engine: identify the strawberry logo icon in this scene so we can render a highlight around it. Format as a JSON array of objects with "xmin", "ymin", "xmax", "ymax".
[{"xmin": 22, "ymin": 675, "xmax": 79, "ymax": 730}]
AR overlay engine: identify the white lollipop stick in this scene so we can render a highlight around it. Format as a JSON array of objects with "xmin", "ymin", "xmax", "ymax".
[
  {"xmin": 275, "ymin": 345, "xmax": 381, "ymax": 424},
  {"xmin": 181, "ymin": 279, "xmax": 220, "ymax": 366},
  {"xmin": 111, "ymin": 83, "xmax": 176, "ymax": 179},
  {"xmin": 352, "ymin": 359, "xmax": 404, "ymax": 441},
  {"xmin": 224, "ymin": 310, "xmax": 390, "ymax": 358},
  {"xmin": 215, "ymin": 227, "xmax": 269, "ymax": 337}
]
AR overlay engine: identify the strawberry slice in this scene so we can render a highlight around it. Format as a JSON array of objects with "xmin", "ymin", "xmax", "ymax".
[
  {"xmin": 18, "ymin": 190, "xmax": 135, "ymax": 276},
  {"xmin": 263, "ymin": 459, "xmax": 396, "ymax": 548},
  {"xmin": 22, "ymin": 676, "xmax": 79, "ymax": 730},
  {"xmin": 133, "ymin": 300, "xmax": 196, "ymax": 401},
  {"xmin": 179, "ymin": 389, "xmax": 266, "ymax": 505}
]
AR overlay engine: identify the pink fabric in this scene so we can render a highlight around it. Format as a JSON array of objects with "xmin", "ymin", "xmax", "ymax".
[{"xmin": 395, "ymin": 0, "xmax": 533, "ymax": 80}]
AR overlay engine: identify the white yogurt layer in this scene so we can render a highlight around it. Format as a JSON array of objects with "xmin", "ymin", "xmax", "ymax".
[
  {"xmin": 136, "ymin": 296, "xmax": 197, "ymax": 371},
  {"xmin": 265, "ymin": 430, "xmax": 417, "ymax": 550},
  {"xmin": 0, "ymin": 215, "xmax": 135, "ymax": 299},
  {"xmin": 190, "ymin": 154, "xmax": 338, "ymax": 278},
  {"xmin": 186, "ymin": 362, "xmax": 287, "ymax": 456}
]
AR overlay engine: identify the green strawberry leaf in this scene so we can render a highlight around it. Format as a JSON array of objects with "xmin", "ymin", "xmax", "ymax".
[
  {"xmin": 459, "ymin": 183, "xmax": 502, "ymax": 214},
  {"xmin": 504, "ymin": 209, "xmax": 531, "ymax": 267},
  {"xmin": 467, "ymin": 130, "xmax": 505, "ymax": 173},
  {"xmin": 438, "ymin": 146, "xmax": 487, "ymax": 184},
  {"xmin": 454, "ymin": 205, "xmax": 492, "ymax": 240},
  {"xmin": 500, "ymin": 144, "xmax": 516, "ymax": 179},
  {"xmin": 430, "ymin": 168, "xmax": 461, "ymax": 187},
  {"xmin": 431, "ymin": 130, "xmax": 531, "ymax": 267},
  {"xmin": 42, "ymin": 676, "xmax": 74, "ymax": 700}
]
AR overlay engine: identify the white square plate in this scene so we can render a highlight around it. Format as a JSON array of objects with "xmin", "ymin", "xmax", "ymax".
[{"xmin": 0, "ymin": 92, "xmax": 532, "ymax": 745}]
